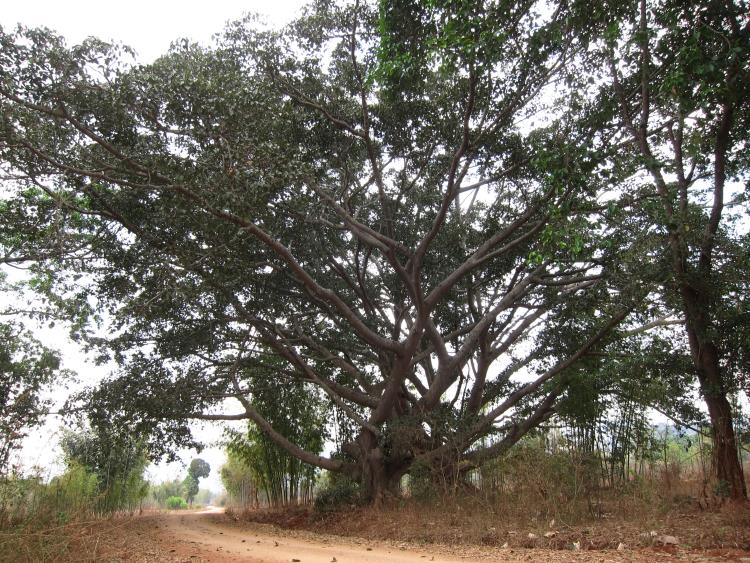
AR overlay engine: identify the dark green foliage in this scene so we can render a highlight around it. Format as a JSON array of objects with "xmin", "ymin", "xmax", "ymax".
[
  {"xmin": 0, "ymin": 5, "xmax": 615, "ymax": 480},
  {"xmin": 405, "ymin": 459, "xmax": 439, "ymax": 502},
  {"xmin": 313, "ymin": 474, "xmax": 360, "ymax": 513},
  {"xmin": 182, "ymin": 475, "xmax": 199, "ymax": 506},
  {"xmin": 183, "ymin": 458, "xmax": 210, "ymax": 505},
  {"xmin": 0, "ymin": 0, "xmax": 747, "ymax": 502},
  {"xmin": 188, "ymin": 458, "xmax": 210, "ymax": 480}
]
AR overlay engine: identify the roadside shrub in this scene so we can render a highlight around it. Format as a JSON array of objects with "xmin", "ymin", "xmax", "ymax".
[
  {"xmin": 44, "ymin": 463, "xmax": 100, "ymax": 524},
  {"xmin": 474, "ymin": 439, "xmax": 601, "ymax": 521},
  {"xmin": 0, "ymin": 464, "xmax": 102, "ymax": 528},
  {"xmin": 314, "ymin": 478, "xmax": 360, "ymax": 512},
  {"xmin": 165, "ymin": 496, "xmax": 187, "ymax": 510},
  {"xmin": 0, "ymin": 472, "xmax": 44, "ymax": 528}
]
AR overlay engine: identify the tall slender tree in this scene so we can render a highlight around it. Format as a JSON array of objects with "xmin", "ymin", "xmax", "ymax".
[{"xmin": 592, "ymin": 0, "xmax": 749, "ymax": 499}]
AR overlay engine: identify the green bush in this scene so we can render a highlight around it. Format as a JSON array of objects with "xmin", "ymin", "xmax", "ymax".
[
  {"xmin": 314, "ymin": 478, "xmax": 360, "ymax": 512},
  {"xmin": 165, "ymin": 496, "xmax": 187, "ymax": 510}
]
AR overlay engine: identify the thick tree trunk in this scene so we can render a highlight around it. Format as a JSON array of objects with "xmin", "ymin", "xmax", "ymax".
[
  {"xmin": 357, "ymin": 430, "xmax": 403, "ymax": 505},
  {"xmin": 357, "ymin": 430, "xmax": 385, "ymax": 504},
  {"xmin": 695, "ymin": 342, "xmax": 747, "ymax": 500},
  {"xmin": 704, "ymin": 392, "xmax": 746, "ymax": 500},
  {"xmin": 683, "ymin": 302, "xmax": 747, "ymax": 500}
]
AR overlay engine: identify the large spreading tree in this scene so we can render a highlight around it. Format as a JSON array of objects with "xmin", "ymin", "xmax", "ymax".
[{"xmin": 0, "ymin": 0, "xmax": 746, "ymax": 502}]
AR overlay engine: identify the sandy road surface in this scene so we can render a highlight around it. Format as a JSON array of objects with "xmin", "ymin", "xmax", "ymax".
[{"xmin": 152, "ymin": 508, "xmax": 470, "ymax": 563}]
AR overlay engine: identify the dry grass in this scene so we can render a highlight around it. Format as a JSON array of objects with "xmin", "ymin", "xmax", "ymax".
[
  {"xmin": 237, "ymin": 498, "xmax": 750, "ymax": 551},
  {"xmin": 229, "ymin": 445, "xmax": 750, "ymax": 555},
  {"xmin": 0, "ymin": 511, "xmax": 166, "ymax": 563},
  {"xmin": 234, "ymin": 478, "xmax": 750, "ymax": 553},
  {"xmin": 0, "ymin": 519, "xmax": 110, "ymax": 562},
  {"xmin": 2, "ymin": 496, "xmax": 749, "ymax": 562},
  {"xmin": 3, "ymin": 452, "xmax": 748, "ymax": 561}
]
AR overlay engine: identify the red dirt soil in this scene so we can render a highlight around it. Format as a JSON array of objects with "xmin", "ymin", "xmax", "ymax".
[
  {"xmin": 88, "ymin": 503, "xmax": 750, "ymax": 562},
  {"xmin": 4, "ymin": 503, "xmax": 750, "ymax": 562}
]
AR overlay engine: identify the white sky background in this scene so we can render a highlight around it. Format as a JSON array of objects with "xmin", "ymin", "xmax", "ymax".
[
  {"xmin": 2, "ymin": 0, "xmax": 309, "ymax": 493},
  {"xmin": 1, "ymin": 0, "xmax": 308, "ymax": 62}
]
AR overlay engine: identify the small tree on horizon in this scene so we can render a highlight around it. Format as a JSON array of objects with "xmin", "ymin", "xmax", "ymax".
[{"xmin": 183, "ymin": 458, "xmax": 210, "ymax": 506}]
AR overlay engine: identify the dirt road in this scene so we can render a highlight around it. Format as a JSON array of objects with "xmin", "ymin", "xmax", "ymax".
[
  {"xmin": 147, "ymin": 507, "xmax": 477, "ymax": 562},
  {"xmin": 95, "ymin": 507, "xmax": 748, "ymax": 563}
]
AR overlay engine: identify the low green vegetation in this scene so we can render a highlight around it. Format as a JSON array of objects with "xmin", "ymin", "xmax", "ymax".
[
  {"xmin": 149, "ymin": 478, "xmax": 184, "ymax": 508},
  {"xmin": 0, "ymin": 449, "xmax": 215, "ymax": 561},
  {"xmin": 165, "ymin": 496, "xmax": 187, "ymax": 510},
  {"xmin": 313, "ymin": 474, "xmax": 361, "ymax": 513},
  {"xmin": 145, "ymin": 459, "xmax": 213, "ymax": 510},
  {"xmin": 60, "ymin": 428, "xmax": 150, "ymax": 515},
  {"xmin": 224, "ymin": 374, "xmax": 322, "ymax": 508},
  {"xmin": 1, "ymin": 440, "xmax": 214, "ymax": 534},
  {"xmin": 0, "ymin": 428, "xmax": 149, "ymax": 530}
]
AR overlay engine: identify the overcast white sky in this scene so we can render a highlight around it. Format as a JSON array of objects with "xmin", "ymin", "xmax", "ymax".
[
  {"xmin": 2, "ymin": 0, "xmax": 308, "ymax": 62},
  {"xmin": 2, "ymin": 0, "xmax": 308, "ymax": 493}
]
